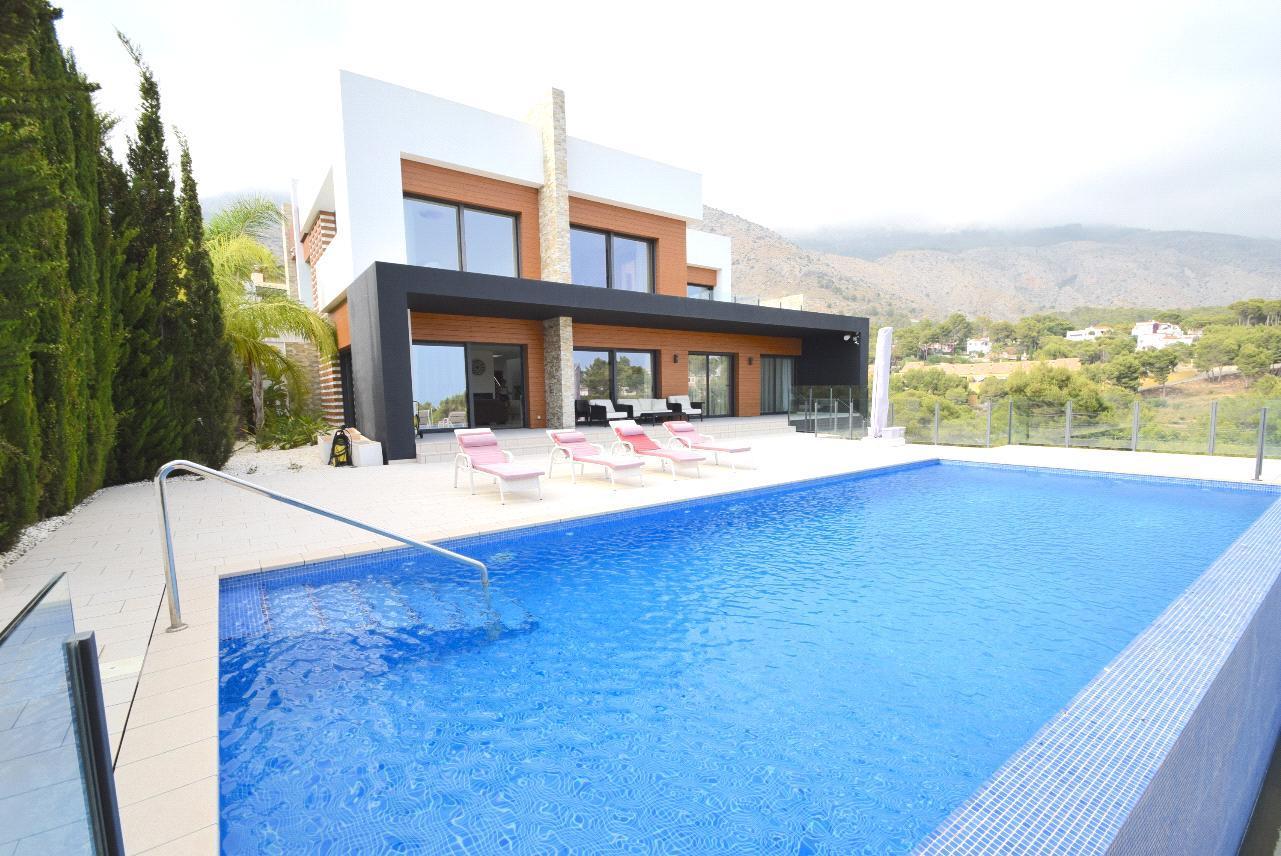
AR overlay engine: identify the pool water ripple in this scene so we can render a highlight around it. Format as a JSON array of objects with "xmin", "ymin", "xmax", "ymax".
[{"xmin": 219, "ymin": 464, "xmax": 1274, "ymax": 854}]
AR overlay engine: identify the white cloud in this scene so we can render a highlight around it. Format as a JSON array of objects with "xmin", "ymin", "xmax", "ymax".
[{"xmin": 57, "ymin": 0, "xmax": 1281, "ymax": 237}]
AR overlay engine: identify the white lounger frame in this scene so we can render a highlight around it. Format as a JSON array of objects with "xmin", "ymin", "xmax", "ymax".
[
  {"xmin": 611, "ymin": 439, "xmax": 702, "ymax": 481},
  {"xmin": 545, "ymin": 439, "xmax": 645, "ymax": 489},
  {"xmin": 666, "ymin": 433, "xmax": 752, "ymax": 471},
  {"xmin": 453, "ymin": 450, "xmax": 543, "ymax": 504}
]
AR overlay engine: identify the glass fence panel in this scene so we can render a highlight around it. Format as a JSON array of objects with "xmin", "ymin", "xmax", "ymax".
[
  {"xmin": 791, "ymin": 387, "xmax": 863, "ymax": 436},
  {"xmin": 936, "ymin": 402, "xmax": 989, "ymax": 447},
  {"xmin": 988, "ymin": 399, "xmax": 1011, "ymax": 448},
  {"xmin": 1069, "ymin": 406, "xmax": 1133, "ymax": 450},
  {"xmin": 889, "ymin": 394, "xmax": 933, "ymax": 444},
  {"xmin": 1013, "ymin": 403, "xmax": 1066, "ymax": 447},
  {"xmin": 1212, "ymin": 398, "xmax": 1270, "ymax": 458},
  {"xmin": 0, "ymin": 575, "xmax": 95, "ymax": 854},
  {"xmin": 1137, "ymin": 398, "xmax": 1211, "ymax": 455}
]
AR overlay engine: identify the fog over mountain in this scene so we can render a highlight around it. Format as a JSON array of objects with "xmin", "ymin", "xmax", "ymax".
[{"xmin": 698, "ymin": 208, "xmax": 1281, "ymax": 323}]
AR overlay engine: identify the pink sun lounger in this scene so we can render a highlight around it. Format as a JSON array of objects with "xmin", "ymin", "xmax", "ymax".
[
  {"xmin": 611, "ymin": 420, "xmax": 704, "ymax": 480},
  {"xmin": 546, "ymin": 429, "xmax": 645, "ymax": 488},
  {"xmin": 453, "ymin": 428, "xmax": 543, "ymax": 504},
  {"xmin": 663, "ymin": 420, "xmax": 752, "ymax": 470}
]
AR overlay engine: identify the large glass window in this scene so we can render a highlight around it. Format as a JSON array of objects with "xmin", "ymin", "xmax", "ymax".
[
  {"xmin": 570, "ymin": 229, "xmax": 608, "ymax": 288},
  {"xmin": 411, "ymin": 344, "xmax": 468, "ymax": 428},
  {"xmin": 462, "ymin": 208, "xmax": 517, "ymax": 276},
  {"xmin": 573, "ymin": 349, "xmax": 656, "ymax": 402},
  {"xmin": 614, "ymin": 351, "xmax": 655, "ymax": 398},
  {"xmin": 760, "ymin": 356, "xmax": 794, "ymax": 414},
  {"xmin": 403, "ymin": 199, "xmax": 459, "ymax": 270},
  {"xmin": 570, "ymin": 227, "xmax": 653, "ymax": 292},
  {"xmin": 611, "ymin": 236, "xmax": 651, "ymax": 293},
  {"xmin": 403, "ymin": 197, "xmax": 517, "ymax": 276},
  {"xmin": 689, "ymin": 352, "xmax": 734, "ymax": 417},
  {"xmin": 573, "ymin": 350, "xmax": 611, "ymax": 400},
  {"xmin": 686, "ymin": 284, "xmax": 714, "ymax": 300}
]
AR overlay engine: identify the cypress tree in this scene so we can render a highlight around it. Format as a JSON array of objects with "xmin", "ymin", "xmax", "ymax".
[
  {"xmin": 0, "ymin": 0, "xmax": 116, "ymax": 548},
  {"xmin": 176, "ymin": 134, "xmax": 236, "ymax": 466},
  {"xmin": 0, "ymin": 0, "xmax": 52, "ymax": 548},
  {"xmin": 109, "ymin": 33, "xmax": 184, "ymax": 482}
]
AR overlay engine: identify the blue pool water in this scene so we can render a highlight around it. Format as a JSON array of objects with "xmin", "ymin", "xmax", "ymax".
[{"xmin": 218, "ymin": 463, "xmax": 1276, "ymax": 854}]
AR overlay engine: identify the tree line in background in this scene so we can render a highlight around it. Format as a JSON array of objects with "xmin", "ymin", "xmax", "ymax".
[
  {"xmin": 0, "ymin": 2, "xmax": 329, "ymax": 552},
  {"xmin": 887, "ymin": 299, "xmax": 1281, "ymax": 452}
]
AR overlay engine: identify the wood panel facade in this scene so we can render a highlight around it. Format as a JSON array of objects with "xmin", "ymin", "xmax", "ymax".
[
  {"xmin": 400, "ymin": 160, "xmax": 542, "ymax": 280},
  {"xmin": 568, "ymin": 197, "xmax": 688, "ymax": 297},
  {"xmin": 403, "ymin": 311, "xmax": 801, "ymax": 422},
  {"xmin": 408, "ymin": 312, "xmax": 549, "ymax": 428}
]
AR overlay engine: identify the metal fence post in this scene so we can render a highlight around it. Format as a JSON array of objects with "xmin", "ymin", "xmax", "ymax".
[
  {"xmin": 807, "ymin": 388, "xmax": 814, "ymax": 435},
  {"xmin": 985, "ymin": 401, "xmax": 993, "ymax": 448},
  {"xmin": 933, "ymin": 401, "xmax": 940, "ymax": 445},
  {"xmin": 1208, "ymin": 400, "xmax": 1218, "ymax": 455},
  {"xmin": 1007, "ymin": 398, "xmax": 1014, "ymax": 446},
  {"xmin": 1065, "ymin": 400, "xmax": 1073, "ymax": 448},
  {"xmin": 849, "ymin": 399, "xmax": 855, "ymax": 440},
  {"xmin": 1255, "ymin": 407, "xmax": 1268, "ymax": 481},
  {"xmin": 1130, "ymin": 400, "xmax": 1141, "ymax": 452}
]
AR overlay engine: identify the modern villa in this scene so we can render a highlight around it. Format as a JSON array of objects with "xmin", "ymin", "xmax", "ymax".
[{"xmin": 292, "ymin": 72, "xmax": 868, "ymax": 461}]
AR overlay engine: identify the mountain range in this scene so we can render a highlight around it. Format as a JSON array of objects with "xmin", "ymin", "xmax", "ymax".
[{"xmin": 696, "ymin": 208, "xmax": 1281, "ymax": 323}]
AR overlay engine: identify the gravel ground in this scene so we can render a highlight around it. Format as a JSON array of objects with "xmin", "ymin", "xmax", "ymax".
[{"xmin": 221, "ymin": 441, "xmax": 327, "ymax": 477}]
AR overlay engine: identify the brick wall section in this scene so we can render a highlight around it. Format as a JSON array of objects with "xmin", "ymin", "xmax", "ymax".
[
  {"xmin": 568, "ymin": 197, "xmax": 688, "ymax": 297},
  {"xmin": 301, "ymin": 210, "xmax": 336, "ymax": 309},
  {"xmin": 409, "ymin": 313, "xmax": 549, "ymax": 429},
  {"xmin": 320, "ymin": 301, "xmax": 348, "ymax": 427},
  {"xmin": 401, "ymin": 160, "xmax": 542, "ymax": 280},
  {"xmin": 574, "ymin": 323, "xmax": 800, "ymax": 416},
  {"xmin": 686, "ymin": 265, "xmax": 718, "ymax": 287}
]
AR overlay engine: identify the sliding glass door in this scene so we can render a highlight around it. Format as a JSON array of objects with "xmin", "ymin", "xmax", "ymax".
[
  {"xmin": 411, "ymin": 344, "xmax": 468, "ymax": 430},
  {"xmin": 760, "ymin": 356, "xmax": 794, "ymax": 414},
  {"xmin": 410, "ymin": 342, "xmax": 526, "ymax": 431},
  {"xmin": 688, "ymin": 353, "xmax": 734, "ymax": 417}
]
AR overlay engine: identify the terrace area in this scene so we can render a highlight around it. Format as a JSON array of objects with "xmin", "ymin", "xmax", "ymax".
[{"xmin": 2, "ymin": 428, "xmax": 1279, "ymax": 854}]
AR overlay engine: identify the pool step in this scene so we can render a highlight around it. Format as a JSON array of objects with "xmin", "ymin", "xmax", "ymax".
[{"xmin": 223, "ymin": 574, "xmax": 534, "ymax": 641}]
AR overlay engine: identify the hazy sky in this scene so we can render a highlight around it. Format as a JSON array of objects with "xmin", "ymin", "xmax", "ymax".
[{"xmin": 56, "ymin": 0, "xmax": 1281, "ymax": 238}]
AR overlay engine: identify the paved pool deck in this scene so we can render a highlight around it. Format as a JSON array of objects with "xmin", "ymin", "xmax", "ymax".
[{"xmin": 0, "ymin": 435, "xmax": 1276, "ymax": 854}]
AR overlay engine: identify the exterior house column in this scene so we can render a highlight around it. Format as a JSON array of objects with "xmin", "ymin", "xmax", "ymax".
[
  {"xmin": 543, "ymin": 317, "xmax": 575, "ymax": 429},
  {"xmin": 529, "ymin": 89, "xmax": 571, "ymax": 283}
]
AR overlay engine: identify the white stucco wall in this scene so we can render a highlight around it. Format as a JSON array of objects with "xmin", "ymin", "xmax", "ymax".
[
  {"xmin": 299, "ymin": 72, "xmax": 713, "ymax": 307},
  {"xmin": 566, "ymin": 138, "xmax": 702, "ymax": 222},
  {"xmin": 686, "ymin": 228, "xmax": 733, "ymax": 301}
]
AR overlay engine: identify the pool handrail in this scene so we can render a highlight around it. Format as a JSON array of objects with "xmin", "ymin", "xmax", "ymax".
[{"xmin": 154, "ymin": 459, "xmax": 489, "ymax": 632}]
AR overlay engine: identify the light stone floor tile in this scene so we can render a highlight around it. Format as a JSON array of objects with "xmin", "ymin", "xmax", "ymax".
[
  {"xmin": 118, "ymin": 776, "xmax": 217, "ymax": 854},
  {"xmin": 113, "ymin": 737, "xmax": 217, "ymax": 807},
  {"xmin": 115, "ymin": 706, "xmax": 216, "ymax": 767}
]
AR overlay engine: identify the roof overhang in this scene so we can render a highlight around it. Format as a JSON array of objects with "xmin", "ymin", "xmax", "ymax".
[{"xmin": 366, "ymin": 262, "xmax": 866, "ymax": 340}]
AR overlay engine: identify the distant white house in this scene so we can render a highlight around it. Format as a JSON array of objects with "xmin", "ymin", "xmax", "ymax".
[
  {"xmin": 1066, "ymin": 325, "xmax": 1112, "ymax": 342},
  {"xmin": 1130, "ymin": 321, "xmax": 1199, "ymax": 351},
  {"xmin": 966, "ymin": 337, "xmax": 992, "ymax": 356}
]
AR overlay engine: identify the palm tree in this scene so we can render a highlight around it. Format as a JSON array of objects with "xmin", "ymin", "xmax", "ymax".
[{"xmin": 206, "ymin": 197, "xmax": 336, "ymax": 434}]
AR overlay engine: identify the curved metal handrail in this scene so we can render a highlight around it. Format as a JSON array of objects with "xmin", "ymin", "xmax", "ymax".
[{"xmin": 154, "ymin": 459, "xmax": 488, "ymax": 632}]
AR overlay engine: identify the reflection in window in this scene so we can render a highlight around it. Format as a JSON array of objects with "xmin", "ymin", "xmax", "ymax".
[
  {"xmin": 573, "ymin": 348, "xmax": 656, "ymax": 401},
  {"xmin": 686, "ymin": 284, "xmax": 714, "ymax": 300},
  {"xmin": 611, "ymin": 236, "xmax": 650, "ymax": 293},
  {"xmin": 570, "ymin": 227, "xmax": 653, "ymax": 292},
  {"xmin": 570, "ymin": 229, "xmax": 608, "ymax": 288},
  {"xmin": 411, "ymin": 343, "xmax": 468, "ymax": 427},
  {"xmin": 403, "ymin": 199, "xmax": 459, "ymax": 270},
  {"xmin": 614, "ymin": 351, "xmax": 654, "ymax": 398},
  {"xmin": 573, "ymin": 350, "xmax": 611, "ymax": 399},
  {"xmin": 462, "ymin": 208, "xmax": 517, "ymax": 276},
  {"xmin": 404, "ymin": 197, "xmax": 518, "ymax": 276}
]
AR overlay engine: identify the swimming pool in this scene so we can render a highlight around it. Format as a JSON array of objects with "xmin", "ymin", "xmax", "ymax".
[{"xmin": 218, "ymin": 462, "xmax": 1277, "ymax": 854}]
